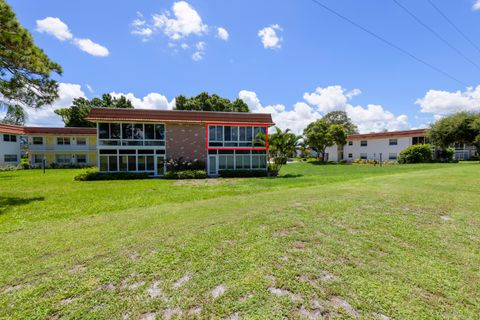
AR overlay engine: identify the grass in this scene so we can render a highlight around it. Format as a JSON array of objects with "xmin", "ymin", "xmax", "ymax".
[{"xmin": 0, "ymin": 162, "xmax": 479, "ymax": 319}]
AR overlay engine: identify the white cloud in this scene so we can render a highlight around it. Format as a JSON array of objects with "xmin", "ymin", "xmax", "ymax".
[
  {"xmin": 240, "ymin": 86, "xmax": 410, "ymax": 134},
  {"xmin": 110, "ymin": 92, "xmax": 175, "ymax": 110},
  {"xmin": 239, "ymin": 90, "xmax": 321, "ymax": 134},
  {"xmin": 36, "ymin": 17, "xmax": 73, "ymax": 41},
  {"xmin": 303, "ymin": 85, "xmax": 361, "ymax": 113},
  {"xmin": 86, "ymin": 84, "xmax": 94, "ymax": 94},
  {"xmin": 191, "ymin": 41, "xmax": 206, "ymax": 61},
  {"xmin": 192, "ymin": 51, "xmax": 204, "ymax": 61},
  {"xmin": 153, "ymin": 1, "xmax": 208, "ymax": 40},
  {"xmin": 73, "ymin": 38, "xmax": 109, "ymax": 57},
  {"xmin": 345, "ymin": 104, "xmax": 409, "ymax": 133},
  {"xmin": 415, "ymin": 86, "xmax": 480, "ymax": 115},
  {"xmin": 473, "ymin": 0, "xmax": 480, "ymax": 10},
  {"xmin": 26, "ymin": 83, "xmax": 85, "ymax": 127},
  {"xmin": 196, "ymin": 41, "xmax": 206, "ymax": 51},
  {"xmin": 36, "ymin": 17, "xmax": 109, "ymax": 57},
  {"xmin": 258, "ymin": 24, "xmax": 283, "ymax": 49},
  {"xmin": 217, "ymin": 27, "xmax": 229, "ymax": 41},
  {"xmin": 180, "ymin": 43, "xmax": 189, "ymax": 49}
]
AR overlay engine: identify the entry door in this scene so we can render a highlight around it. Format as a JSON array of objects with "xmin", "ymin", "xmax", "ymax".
[
  {"xmin": 156, "ymin": 156, "xmax": 165, "ymax": 176},
  {"xmin": 208, "ymin": 155, "xmax": 217, "ymax": 175}
]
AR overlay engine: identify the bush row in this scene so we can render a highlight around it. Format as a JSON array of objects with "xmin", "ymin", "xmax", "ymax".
[
  {"xmin": 218, "ymin": 170, "xmax": 268, "ymax": 178},
  {"xmin": 164, "ymin": 170, "xmax": 207, "ymax": 179},
  {"xmin": 74, "ymin": 170, "xmax": 150, "ymax": 181}
]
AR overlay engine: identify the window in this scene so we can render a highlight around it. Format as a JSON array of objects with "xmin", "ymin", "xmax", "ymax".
[
  {"xmin": 76, "ymin": 154, "xmax": 87, "ymax": 164},
  {"xmin": 133, "ymin": 124, "xmax": 144, "ymax": 140},
  {"xmin": 99, "ymin": 123, "xmax": 109, "ymax": 139},
  {"xmin": 412, "ymin": 136, "xmax": 429, "ymax": 145},
  {"xmin": 208, "ymin": 125, "xmax": 266, "ymax": 148},
  {"xmin": 360, "ymin": 153, "xmax": 367, "ymax": 160},
  {"xmin": 122, "ymin": 124, "xmax": 133, "ymax": 139},
  {"xmin": 4, "ymin": 154, "xmax": 18, "ymax": 162},
  {"xmin": 360, "ymin": 140, "xmax": 368, "ymax": 147},
  {"xmin": 76, "ymin": 137, "xmax": 86, "ymax": 145},
  {"xmin": 33, "ymin": 154, "xmax": 44, "ymax": 164},
  {"xmin": 3, "ymin": 134, "xmax": 16, "ymax": 142},
  {"xmin": 55, "ymin": 154, "xmax": 71, "ymax": 164},
  {"xmin": 110, "ymin": 123, "xmax": 121, "ymax": 139},
  {"xmin": 57, "ymin": 137, "xmax": 71, "ymax": 145},
  {"xmin": 389, "ymin": 153, "xmax": 397, "ymax": 160},
  {"xmin": 348, "ymin": 141, "xmax": 353, "ymax": 146},
  {"xmin": 32, "ymin": 137, "xmax": 44, "ymax": 145},
  {"xmin": 348, "ymin": 153, "xmax": 353, "ymax": 158},
  {"xmin": 389, "ymin": 139, "xmax": 398, "ymax": 146}
]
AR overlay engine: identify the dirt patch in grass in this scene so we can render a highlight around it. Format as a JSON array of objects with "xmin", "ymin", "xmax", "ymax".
[
  {"xmin": 188, "ymin": 307, "xmax": 202, "ymax": 317},
  {"xmin": 69, "ymin": 264, "xmax": 86, "ymax": 273},
  {"xmin": 211, "ymin": 284, "xmax": 226, "ymax": 299},
  {"xmin": 146, "ymin": 281, "xmax": 168, "ymax": 301},
  {"xmin": 1, "ymin": 284, "xmax": 24, "ymax": 294},
  {"xmin": 163, "ymin": 307, "xmax": 182, "ymax": 320},
  {"xmin": 268, "ymin": 287, "xmax": 302, "ymax": 302},
  {"xmin": 139, "ymin": 312, "xmax": 156, "ymax": 320},
  {"xmin": 96, "ymin": 283, "xmax": 115, "ymax": 291},
  {"xmin": 297, "ymin": 300, "xmax": 334, "ymax": 320},
  {"xmin": 329, "ymin": 296, "xmax": 359, "ymax": 318},
  {"xmin": 172, "ymin": 273, "xmax": 192, "ymax": 290}
]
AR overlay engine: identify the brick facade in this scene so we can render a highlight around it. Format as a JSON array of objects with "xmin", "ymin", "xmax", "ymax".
[{"xmin": 166, "ymin": 123, "xmax": 207, "ymax": 163}]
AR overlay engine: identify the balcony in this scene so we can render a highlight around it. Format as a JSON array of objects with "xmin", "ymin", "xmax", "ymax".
[{"xmin": 28, "ymin": 144, "xmax": 96, "ymax": 151}]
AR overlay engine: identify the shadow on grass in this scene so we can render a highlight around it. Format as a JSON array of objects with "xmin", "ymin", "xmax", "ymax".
[
  {"xmin": 271, "ymin": 174, "xmax": 303, "ymax": 179},
  {"xmin": 0, "ymin": 196, "xmax": 45, "ymax": 215}
]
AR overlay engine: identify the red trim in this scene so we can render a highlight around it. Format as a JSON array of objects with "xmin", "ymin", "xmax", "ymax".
[{"xmin": 205, "ymin": 122, "xmax": 269, "ymax": 151}]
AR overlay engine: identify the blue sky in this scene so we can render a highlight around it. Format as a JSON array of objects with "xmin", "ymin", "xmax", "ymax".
[{"xmin": 6, "ymin": 0, "xmax": 480, "ymax": 132}]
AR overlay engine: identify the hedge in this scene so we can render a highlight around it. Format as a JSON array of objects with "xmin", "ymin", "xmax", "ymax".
[
  {"xmin": 218, "ymin": 170, "xmax": 268, "ymax": 178},
  {"xmin": 74, "ymin": 170, "xmax": 150, "ymax": 181},
  {"xmin": 164, "ymin": 170, "xmax": 207, "ymax": 180}
]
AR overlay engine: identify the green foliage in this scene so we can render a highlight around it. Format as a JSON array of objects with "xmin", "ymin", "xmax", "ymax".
[
  {"xmin": 218, "ymin": 170, "xmax": 268, "ymax": 178},
  {"xmin": 439, "ymin": 148, "xmax": 455, "ymax": 162},
  {"xmin": 174, "ymin": 92, "xmax": 249, "ymax": 112},
  {"xmin": 429, "ymin": 112, "xmax": 480, "ymax": 156},
  {"xmin": 17, "ymin": 158, "xmax": 30, "ymax": 170},
  {"xmin": 166, "ymin": 157, "xmax": 205, "ymax": 172},
  {"xmin": 268, "ymin": 127, "xmax": 301, "ymax": 170},
  {"xmin": 74, "ymin": 170, "xmax": 149, "ymax": 181},
  {"xmin": 303, "ymin": 119, "xmax": 347, "ymax": 161},
  {"xmin": 164, "ymin": 170, "xmax": 207, "ymax": 179},
  {"xmin": 0, "ymin": 165, "xmax": 17, "ymax": 171},
  {"xmin": 1, "ymin": 104, "xmax": 26, "ymax": 125},
  {"xmin": 55, "ymin": 94, "xmax": 134, "ymax": 127},
  {"xmin": 322, "ymin": 110, "xmax": 359, "ymax": 134},
  {"xmin": 398, "ymin": 144, "xmax": 433, "ymax": 164},
  {"xmin": 0, "ymin": 0, "xmax": 61, "ymax": 111}
]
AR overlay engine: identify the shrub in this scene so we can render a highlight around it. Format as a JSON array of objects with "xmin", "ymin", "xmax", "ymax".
[
  {"xmin": 17, "ymin": 158, "xmax": 30, "ymax": 170},
  {"xmin": 50, "ymin": 163, "xmax": 92, "ymax": 169},
  {"xmin": 218, "ymin": 170, "xmax": 268, "ymax": 178},
  {"xmin": 164, "ymin": 170, "xmax": 207, "ymax": 179},
  {"xmin": 0, "ymin": 165, "xmax": 17, "ymax": 172},
  {"xmin": 166, "ymin": 157, "xmax": 205, "ymax": 172},
  {"xmin": 398, "ymin": 144, "xmax": 432, "ymax": 164},
  {"xmin": 439, "ymin": 148, "xmax": 455, "ymax": 162},
  {"xmin": 74, "ymin": 170, "xmax": 149, "ymax": 181}
]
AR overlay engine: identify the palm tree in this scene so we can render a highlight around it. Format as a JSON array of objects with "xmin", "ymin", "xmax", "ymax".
[{"xmin": 268, "ymin": 127, "xmax": 301, "ymax": 172}]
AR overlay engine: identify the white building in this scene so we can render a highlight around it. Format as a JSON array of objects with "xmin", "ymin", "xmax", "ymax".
[
  {"xmin": 324, "ymin": 129, "xmax": 477, "ymax": 162},
  {"xmin": 0, "ymin": 124, "xmax": 22, "ymax": 166}
]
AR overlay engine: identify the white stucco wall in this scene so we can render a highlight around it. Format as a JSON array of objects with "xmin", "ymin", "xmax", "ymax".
[
  {"xmin": 0, "ymin": 134, "xmax": 21, "ymax": 166},
  {"xmin": 344, "ymin": 137, "xmax": 412, "ymax": 161}
]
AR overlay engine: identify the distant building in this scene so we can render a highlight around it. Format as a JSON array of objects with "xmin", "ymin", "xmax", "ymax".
[
  {"xmin": 0, "ymin": 124, "xmax": 97, "ymax": 167},
  {"xmin": 324, "ymin": 129, "xmax": 477, "ymax": 162}
]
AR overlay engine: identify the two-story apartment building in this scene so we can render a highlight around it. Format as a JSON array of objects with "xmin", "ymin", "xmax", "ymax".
[
  {"xmin": 24, "ymin": 127, "xmax": 97, "ymax": 167},
  {"xmin": 0, "ymin": 124, "xmax": 23, "ymax": 166},
  {"xmin": 0, "ymin": 124, "xmax": 97, "ymax": 167},
  {"xmin": 85, "ymin": 108, "xmax": 274, "ymax": 176},
  {"xmin": 324, "ymin": 129, "xmax": 477, "ymax": 162}
]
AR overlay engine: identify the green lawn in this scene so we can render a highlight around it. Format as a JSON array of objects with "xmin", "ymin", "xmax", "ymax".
[{"xmin": 0, "ymin": 163, "xmax": 479, "ymax": 319}]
